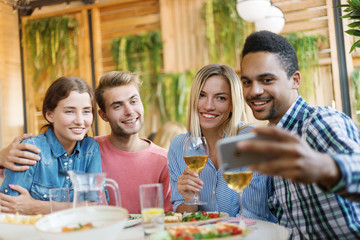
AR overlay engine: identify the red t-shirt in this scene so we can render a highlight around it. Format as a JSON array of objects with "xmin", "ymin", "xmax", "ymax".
[{"xmin": 95, "ymin": 135, "xmax": 173, "ymax": 214}]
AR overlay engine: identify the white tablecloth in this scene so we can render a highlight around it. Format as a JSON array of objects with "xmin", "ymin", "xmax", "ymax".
[{"xmin": 118, "ymin": 225, "xmax": 144, "ymax": 240}]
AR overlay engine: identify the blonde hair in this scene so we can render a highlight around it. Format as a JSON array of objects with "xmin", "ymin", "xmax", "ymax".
[
  {"xmin": 187, "ymin": 64, "xmax": 246, "ymax": 138},
  {"xmin": 153, "ymin": 122, "xmax": 187, "ymax": 150}
]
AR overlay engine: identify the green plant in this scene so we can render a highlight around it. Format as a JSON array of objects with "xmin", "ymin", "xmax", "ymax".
[
  {"xmin": 156, "ymin": 72, "xmax": 194, "ymax": 124},
  {"xmin": 111, "ymin": 31, "xmax": 192, "ymax": 125},
  {"xmin": 338, "ymin": 0, "xmax": 360, "ymax": 52},
  {"xmin": 23, "ymin": 16, "xmax": 79, "ymax": 89},
  {"xmin": 111, "ymin": 31, "xmax": 162, "ymax": 115},
  {"xmin": 350, "ymin": 66, "xmax": 360, "ymax": 126},
  {"xmin": 285, "ymin": 33, "xmax": 326, "ymax": 99},
  {"xmin": 202, "ymin": 0, "xmax": 253, "ymax": 67}
]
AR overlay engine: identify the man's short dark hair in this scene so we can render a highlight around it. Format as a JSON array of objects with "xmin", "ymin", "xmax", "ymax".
[{"xmin": 241, "ymin": 31, "xmax": 299, "ymax": 78}]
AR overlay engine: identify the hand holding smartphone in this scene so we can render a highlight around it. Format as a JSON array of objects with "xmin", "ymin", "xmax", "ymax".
[{"xmin": 216, "ymin": 133, "xmax": 273, "ymax": 171}]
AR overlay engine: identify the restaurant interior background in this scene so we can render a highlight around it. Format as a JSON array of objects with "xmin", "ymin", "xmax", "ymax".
[{"xmin": 0, "ymin": 0, "xmax": 359, "ymax": 149}]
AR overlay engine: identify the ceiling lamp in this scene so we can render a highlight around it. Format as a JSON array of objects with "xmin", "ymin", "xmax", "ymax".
[
  {"xmin": 255, "ymin": 5, "xmax": 285, "ymax": 34},
  {"xmin": 236, "ymin": 0, "xmax": 271, "ymax": 22}
]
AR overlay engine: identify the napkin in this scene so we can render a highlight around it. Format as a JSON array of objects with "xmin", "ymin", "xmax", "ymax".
[{"xmin": 224, "ymin": 218, "xmax": 257, "ymax": 226}]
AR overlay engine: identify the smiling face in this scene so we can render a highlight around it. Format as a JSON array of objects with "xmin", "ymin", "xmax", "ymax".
[
  {"xmin": 98, "ymin": 84, "xmax": 144, "ymax": 137},
  {"xmin": 45, "ymin": 91, "xmax": 93, "ymax": 153},
  {"xmin": 197, "ymin": 75, "xmax": 232, "ymax": 133},
  {"xmin": 240, "ymin": 52, "xmax": 300, "ymax": 125}
]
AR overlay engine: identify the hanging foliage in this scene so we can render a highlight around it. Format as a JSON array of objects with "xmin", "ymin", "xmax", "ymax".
[
  {"xmin": 23, "ymin": 16, "xmax": 79, "ymax": 90},
  {"xmin": 112, "ymin": 30, "xmax": 162, "ymax": 116},
  {"xmin": 202, "ymin": 0, "xmax": 253, "ymax": 67},
  {"xmin": 111, "ymin": 30, "xmax": 192, "ymax": 125},
  {"xmin": 285, "ymin": 33, "xmax": 326, "ymax": 99},
  {"xmin": 351, "ymin": 66, "xmax": 360, "ymax": 127},
  {"xmin": 156, "ymin": 72, "xmax": 194, "ymax": 124}
]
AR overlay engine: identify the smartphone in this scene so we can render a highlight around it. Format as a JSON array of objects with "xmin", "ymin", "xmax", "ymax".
[{"xmin": 216, "ymin": 132, "xmax": 273, "ymax": 171}]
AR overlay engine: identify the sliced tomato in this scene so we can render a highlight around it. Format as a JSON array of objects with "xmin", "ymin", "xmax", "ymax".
[
  {"xmin": 183, "ymin": 236, "xmax": 195, "ymax": 240},
  {"xmin": 189, "ymin": 218, "xmax": 197, "ymax": 222},
  {"xmin": 231, "ymin": 228, "xmax": 243, "ymax": 235},
  {"xmin": 174, "ymin": 232, "xmax": 186, "ymax": 238},
  {"xmin": 201, "ymin": 211, "xmax": 207, "ymax": 216},
  {"xmin": 208, "ymin": 213, "xmax": 219, "ymax": 218}
]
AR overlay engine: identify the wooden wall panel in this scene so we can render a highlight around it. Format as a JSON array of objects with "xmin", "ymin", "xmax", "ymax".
[
  {"xmin": 274, "ymin": 0, "xmax": 330, "ymax": 63},
  {"xmin": 160, "ymin": 0, "xmax": 207, "ymax": 72},
  {"xmin": 274, "ymin": 0, "xmax": 326, "ymax": 11},
  {"xmin": 158, "ymin": 0, "xmax": 343, "ymax": 123},
  {"xmin": 272, "ymin": 0, "xmax": 348, "ymax": 112},
  {"xmin": 0, "ymin": 3, "xmax": 23, "ymax": 149},
  {"xmin": 99, "ymin": 0, "xmax": 160, "ymax": 74},
  {"xmin": 92, "ymin": 0, "xmax": 161, "ymax": 136},
  {"xmin": 0, "ymin": 0, "xmax": 357, "ymax": 143},
  {"xmin": 273, "ymin": 0, "xmax": 356, "ymax": 123},
  {"xmin": 22, "ymin": 10, "xmax": 93, "ymax": 135}
]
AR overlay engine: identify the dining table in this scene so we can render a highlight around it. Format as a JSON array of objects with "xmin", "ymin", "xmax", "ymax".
[
  {"xmin": 118, "ymin": 218, "xmax": 290, "ymax": 240},
  {"xmin": 0, "ymin": 212, "xmax": 289, "ymax": 240}
]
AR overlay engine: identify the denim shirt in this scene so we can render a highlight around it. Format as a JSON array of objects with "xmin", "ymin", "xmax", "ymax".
[{"xmin": 0, "ymin": 128, "xmax": 102, "ymax": 202}]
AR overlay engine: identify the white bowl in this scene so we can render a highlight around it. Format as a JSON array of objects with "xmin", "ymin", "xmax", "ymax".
[
  {"xmin": 35, "ymin": 205, "xmax": 128, "ymax": 240},
  {"xmin": 0, "ymin": 213, "xmax": 41, "ymax": 240}
]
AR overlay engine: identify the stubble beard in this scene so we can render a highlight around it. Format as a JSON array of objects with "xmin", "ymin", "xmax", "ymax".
[
  {"xmin": 110, "ymin": 120, "xmax": 143, "ymax": 138},
  {"xmin": 252, "ymin": 105, "xmax": 277, "ymax": 122}
]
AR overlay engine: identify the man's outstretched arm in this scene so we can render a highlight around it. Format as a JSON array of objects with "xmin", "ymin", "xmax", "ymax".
[{"xmin": 0, "ymin": 134, "xmax": 41, "ymax": 171}]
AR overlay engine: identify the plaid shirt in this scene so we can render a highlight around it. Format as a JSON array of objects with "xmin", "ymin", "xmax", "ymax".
[{"xmin": 271, "ymin": 97, "xmax": 360, "ymax": 240}]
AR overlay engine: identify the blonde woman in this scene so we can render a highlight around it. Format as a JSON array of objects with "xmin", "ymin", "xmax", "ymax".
[{"xmin": 168, "ymin": 64, "xmax": 276, "ymax": 222}]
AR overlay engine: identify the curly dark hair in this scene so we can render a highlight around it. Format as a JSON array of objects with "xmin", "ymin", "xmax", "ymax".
[{"xmin": 241, "ymin": 31, "xmax": 299, "ymax": 78}]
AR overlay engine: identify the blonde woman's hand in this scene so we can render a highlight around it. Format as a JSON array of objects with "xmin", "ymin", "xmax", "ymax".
[{"xmin": 177, "ymin": 168, "xmax": 203, "ymax": 203}]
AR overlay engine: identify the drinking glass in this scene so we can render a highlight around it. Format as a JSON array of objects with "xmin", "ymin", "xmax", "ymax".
[
  {"xmin": 140, "ymin": 183, "xmax": 165, "ymax": 238},
  {"xmin": 223, "ymin": 170, "xmax": 253, "ymax": 226},
  {"xmin": 49, "ymin": 187, "xmax": 70, "ymax": 213},
  {"xmin": 183, "ymin": 136, "xmax": 209, "ymax": 205}
]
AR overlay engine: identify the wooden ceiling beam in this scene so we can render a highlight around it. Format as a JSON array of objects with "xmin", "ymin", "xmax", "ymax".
[{"xmin": 18, "ymin": 0, "xmax": 94, "ymax": 16}]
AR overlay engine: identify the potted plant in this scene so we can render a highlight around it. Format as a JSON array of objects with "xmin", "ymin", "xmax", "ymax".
[{"xmin": 339, "ymin": 0, "xmax": 360, "ymax": 52}]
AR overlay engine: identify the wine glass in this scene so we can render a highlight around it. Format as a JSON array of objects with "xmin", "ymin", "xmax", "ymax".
[
  {"xmin": 183, "ymin": 136, "xmax": 209, "ymax": 205},
  {"xmin": 223, "ymin": 169, "xmax": 253, "ymax": 227}
]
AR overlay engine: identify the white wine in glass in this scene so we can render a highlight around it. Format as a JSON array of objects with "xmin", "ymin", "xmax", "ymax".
[
  {"xmin": 184, "ymin": 156, "xmax": 208, "ymax": 172},
  {"xmin": 183, "ymin": 137, "xmax": 209, "ymax": 205},
  {"xmin": 223, "ymin": 171, "xmax": 253, "ymax": 226}
]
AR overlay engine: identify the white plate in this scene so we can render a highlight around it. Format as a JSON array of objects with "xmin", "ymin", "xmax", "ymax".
[
  {"xmin": 0, "ymin": 213, "xmax": 41, "ymax": 240},
  {"xmin": 126, "ymin": 214, "xmax": 143, "ymax": 228},
  {"xmin": 151, "ymin": 219, "xmax": 289, "ymax": 240},
  {"xmin": 35, "ymin": 206, "xmax": 128, "ymax": 240}
]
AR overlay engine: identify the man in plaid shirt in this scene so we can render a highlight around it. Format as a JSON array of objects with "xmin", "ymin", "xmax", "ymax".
[{"xmin": 238, "ymin": 30, "xmax": 360, "ymax": 239}]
